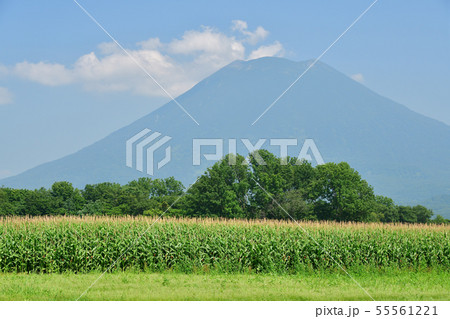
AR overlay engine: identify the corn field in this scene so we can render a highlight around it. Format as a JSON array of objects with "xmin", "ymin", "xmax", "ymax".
[{"xmin": 0, "ymin": 216, "xmax": 448, "ymax": 273}]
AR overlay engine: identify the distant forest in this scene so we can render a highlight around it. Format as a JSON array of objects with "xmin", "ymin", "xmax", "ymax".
[{"xmin": 0, "ymin": 150, "xmax": 447, "ymax": 224}]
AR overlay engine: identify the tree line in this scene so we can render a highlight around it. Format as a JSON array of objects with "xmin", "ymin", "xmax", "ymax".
[{"xmin": 0, "ymin": 150, "xmax": 447, "ymax": 223}]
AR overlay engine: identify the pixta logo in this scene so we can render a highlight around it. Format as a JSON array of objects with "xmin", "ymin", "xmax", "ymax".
[
  {"xmin": 126, "ymin": 130, "xmax": 325, "ymax": 176},
  {"xmin": 193, "ymin": 138, "xmax": 324, "ymax": 166},
  {"xmin": 126, "ymin": 129, "xmax": 172, "ymax": 175}
]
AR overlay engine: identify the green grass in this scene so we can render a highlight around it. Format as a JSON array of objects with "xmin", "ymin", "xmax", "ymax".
[{"xmin": 0, "ymin": 269, "xmax": 448, "ymax": 301}]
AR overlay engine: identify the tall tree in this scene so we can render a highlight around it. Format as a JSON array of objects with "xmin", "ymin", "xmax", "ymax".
[
  {"xmin": 50, "ymin": 181, "xmax": 84, "ymax": 215},
  {"xmin": 373, "ymin": 195, "xmax": 399, "ymax": 222},
  {"xmin": 412, "ymin": 205, "xmax": 433, "ymax": 223},
  {"xmin": 309, "ymin": 162, "xmax": 375, "ymax": 221},
  {"xmin": 183, "ymin": 154, "xmax": 251, "ymax": 218},
  {"xmin": 398, "ymin": 206, "xmax": 417, "ymax": 223}
]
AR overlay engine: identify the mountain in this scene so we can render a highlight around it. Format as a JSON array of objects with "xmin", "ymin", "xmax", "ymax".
[{"xmin": 2, "ymin": 57, "xmax": 450, "ymax": 218}]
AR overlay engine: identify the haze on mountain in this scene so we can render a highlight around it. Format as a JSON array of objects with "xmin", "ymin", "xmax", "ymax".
[{"xmin": 2, "ymin": 57, "xmax": 449, "ymax": 218}]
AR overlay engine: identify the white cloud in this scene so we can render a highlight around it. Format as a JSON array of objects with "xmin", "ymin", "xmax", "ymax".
[
  {"xmin": 97, "ymin": 42, "xmax": 123, "ymax": 55},
  {"xmin": 8, "ymin": 21, "xmax": 284, "ymax": 97},
  {"xmin": 248, "ymin": 41, "xmax": 284, "ymax": 60},
  {"xmin": 350, "ymin": 73, "xmax": 365, "ymax": 83},
  {"xmin": 231, "ymin": 20, "xmax": 248, "ymax": 32},
  {"xmin": 14, "ymin": 62, "xmax": 73, "ymax": 86},
  {"xmin": 232, "ymin": 20, "xmax": 269, "ymax": 45},
  {"xmin": 0, "ymin": 87, "xmax": 13, "ymax": 105},
  {"xmin": 169, "ymin": 28, "xmax": 244, "ymax": 56},
  {"xmin": 138, "ymin": 37, "xmax": 163, "ymax": 50},
  {"xmin": 167, "ymin": 27, "xmax": 246, "ymax": 72}
]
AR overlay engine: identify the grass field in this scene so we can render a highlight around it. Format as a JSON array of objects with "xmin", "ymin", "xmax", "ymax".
[
  {"xmin": 0, "ymin": 270, "xmax": 449, "ymax": 301},
  {"xmin": 0, "ymin": 216, "xmax": 448, "ymax": 300}
]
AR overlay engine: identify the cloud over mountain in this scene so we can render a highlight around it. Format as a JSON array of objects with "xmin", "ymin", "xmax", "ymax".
[{"xmin": 8, "ymin": 21, "xmax": 284, "ymax": 97}]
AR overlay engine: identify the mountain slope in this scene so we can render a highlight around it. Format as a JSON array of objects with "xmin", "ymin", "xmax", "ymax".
[{"xmin": 2, "ymin": 57, "xmax": 449, "ymax": 217}]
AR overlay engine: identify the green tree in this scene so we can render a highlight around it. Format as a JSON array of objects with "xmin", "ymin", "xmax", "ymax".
[
  {"xmin": 373, "ymin": 195, "xmax": 399, "ymax": 222},
  {"xmin": 184, "ymin": 154, "xmax": 251, "ymax": 218},
  {"xmin": 0, "ymin": 188, "xmax": 14, "ymax": 215},
  {"xmin": 249, "ymin": 150, "xmax": 315, "ymax": 219},
  {"xmin": 23, "ymin": 188, "xmax": 54, "ymax": 216},
  {"xmin": 120, "ymin": 177, "xmax": 185, "ymax": 215},
  {"xmin": 77, "ymin": 200, "xmax": 109, "ymax": 216},
  {"xmin": 50, "ymin": 181, "xmax": 84, "ymax": 214},
  {"xmin": 411, "ymin": 205, "xmax": 433, "ymax": 223},
  {"xmin": 82, "ymin": 182, "xmax": 122, "ymax": 207},
  {"xmin": 432, "ymin": 215, "xmax": 448, "ymax": 224},
  {"xmin": 249, "ymin": 150, "xmax": 288, "ymax": 217},
  {"xmin": 265, "ymin": 189, "xmax": 314, "ymax": 220},
  {"xmin": 149, "ymin": 177, "xmax": 184, "ymax": 197},
  {"xmin": 398, "ymin": 206, "xmax": 417, "ymax": 223},
  {"xmin": 120, "ymin": 178, "xmax": 155, "ymax": 215},
  {"xmin": 309, "ymin": 162, "xmax": 375, "ymax": 221},
  {"xmin": 289, "ymin": 158, "xmax": 316, "ymax": 191}
]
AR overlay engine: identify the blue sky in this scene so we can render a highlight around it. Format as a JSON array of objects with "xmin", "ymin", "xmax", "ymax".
[{"xmin": 0, "ymin": 0, "xmax": 449, "ymax": 180}]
